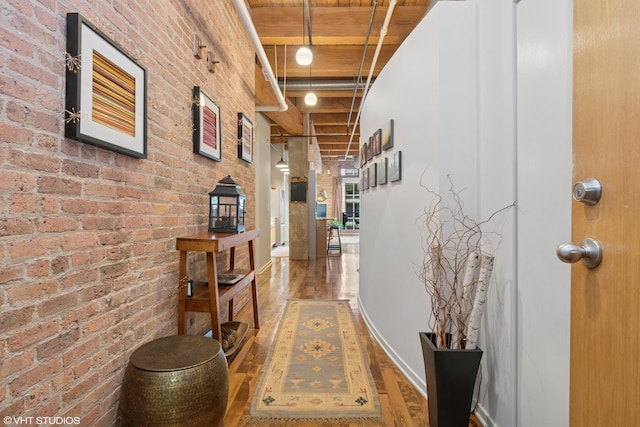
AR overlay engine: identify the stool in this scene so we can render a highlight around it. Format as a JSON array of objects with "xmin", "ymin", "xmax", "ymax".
[
  {"xmin": 327, "ymin": 224, "xmax": 342, "ymax": 255},
  {"xmin": 119, "ymin": 335, "xmax": 228, "ymax": 427}
]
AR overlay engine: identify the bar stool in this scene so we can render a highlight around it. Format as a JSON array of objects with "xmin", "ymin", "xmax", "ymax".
[{"xmin": 327, "ymin": 223, "xmax": 342, "ymax": 255}]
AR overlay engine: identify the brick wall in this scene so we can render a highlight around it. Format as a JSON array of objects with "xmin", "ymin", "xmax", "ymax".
[{"xmin": 0, "ymin": 0, "xmax": 256, "ymax": 424}]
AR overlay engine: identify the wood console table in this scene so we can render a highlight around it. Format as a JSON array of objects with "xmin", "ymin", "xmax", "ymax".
[{"xmin": 176, "ymin": 230, "xmax": 260, "ymax": 340}]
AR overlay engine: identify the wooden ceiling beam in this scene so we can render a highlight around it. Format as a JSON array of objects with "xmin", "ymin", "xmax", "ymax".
[
  {"xmin": 310, "ymin": 113, "xmax": 358, "ymax": 126},
  {"xmin": 252, "ymin": 6, "xmax": 429, "ymax": 46},
  {"xmin": 255, "ymin": 64, "xmax": 303, "ymax": 135},
  {"xmin": 296, "ymin": 97, "xmax": 361, "ymax": 113},
  {"xmin": 263, "ymin": 45, "xmax": 397, "ymax": 78}
]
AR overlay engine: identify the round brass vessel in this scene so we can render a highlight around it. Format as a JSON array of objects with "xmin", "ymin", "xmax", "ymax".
[{"xmin": 119, "ymin": 335, "xmax": 228, "ymax": 427}]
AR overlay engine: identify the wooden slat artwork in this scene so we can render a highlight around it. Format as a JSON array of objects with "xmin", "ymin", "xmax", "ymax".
[{"xmin": 92, "ymin": 50, "xmax": 136, "ymax": 136}]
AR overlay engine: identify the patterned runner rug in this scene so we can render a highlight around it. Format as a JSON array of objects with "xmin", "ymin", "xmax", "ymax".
[{"xmin": 246, "ymin": 299, "xmax": 383, "ymax": 425}]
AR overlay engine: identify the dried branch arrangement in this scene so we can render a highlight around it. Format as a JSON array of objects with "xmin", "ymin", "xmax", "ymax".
[{"xmin": 416, "ymin": 174, "xmax": 514, "ymax": 350}]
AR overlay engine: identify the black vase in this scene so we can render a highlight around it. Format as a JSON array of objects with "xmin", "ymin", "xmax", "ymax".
[{"xmin": 419, "ymin": 332, "xmax": 483, "ymax": 427}]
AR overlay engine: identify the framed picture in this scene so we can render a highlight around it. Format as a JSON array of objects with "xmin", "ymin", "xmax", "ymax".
[
  {"xmin": 367, "ymin": 136, "xmax": 374, "ymax": 161},
  {"xmin": 389, "ymin": 151, "xmax": 402, "ymax": 182},
  {"xmin": 369, "ymin": 163, "xmax": 377, "ymax": 188},
  {"xmin": 238, "ymin": 113, "xmax": 253, "ymax": 163},
  {"xmin": 363, "ymin": 167, "xmax": 370, "ymax": 190},
  {"xmin": 193, "ymin": 87, "xmax": 221, "ymax": 161},
  {"xmin": 361, "ymin": 141, "xmax": 368, "ymax": 166},
  {"xmin": 382, "ymin": 119, "xmax": 394, "ymax": 151},
  {"xmin": 65, "ymin": 13, "xmax": 147, "ymax": 158},
  {"xmin": 373, "ymin": 128, "xmax": 382, "ymax": 156},
  {"xmin": 377, "ymin": 157, "xmax": 388, "ymax": 185}
]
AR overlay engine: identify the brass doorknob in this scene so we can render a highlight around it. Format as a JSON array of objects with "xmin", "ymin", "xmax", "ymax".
[{"xmin": 556, "ymin": 237, "xmax": 603, "ymax": 269}]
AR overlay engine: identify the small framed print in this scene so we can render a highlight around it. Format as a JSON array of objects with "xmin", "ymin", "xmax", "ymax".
[
  {"xmin": 369, "ymin": 163, "xmax": 377, "ymax": 188},
  {"xmin": 389, "ymin": 151, "xmax": 402, "ymax": 182},
  {"xmin": 377, "ymin": 157, "xmax": 388, "ymax": 185},
  {"xmin": 382, "ymin": 119, "xmax": 394, "ymax": 151},
  {"xmin": 367, "ymin": 136, "xmax": 374, "ymax": 161},
  {"xmin": 193, "ymin": 86, "xmax": 221, "ymax": 161},
  {"xmin": 361, "ymin": 141, "xmax": 368, "ymax": 166},
  {"xmin": 363, "ymin": 167, "xmax": 370, "ymax": 190},
  {"xmin": 373, "ymin": 128, "xmax": 382, "ymax": 156},
  {"xmin": 65, "ymin": 13, "xmax": 147, "ymax": 158},
  {"xmin": 238, "ymin": 113, "xmax": 253, "ymax": 163}
]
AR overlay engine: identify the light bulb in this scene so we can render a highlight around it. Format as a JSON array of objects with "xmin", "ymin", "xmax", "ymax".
[
  {"xmin": 295, "ymin": 46, "xmax": 313, "ymax": 66},
  {"xmin": 304, "ymin": 92, "xmax": 317, "ymax": 106}
]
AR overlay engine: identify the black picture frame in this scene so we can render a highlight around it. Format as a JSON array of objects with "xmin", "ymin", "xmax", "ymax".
[
  {"xmin": 193, "ymin": 87, "xmax": 222, "ymax": 162},
  {"xmin": 389, "ymin": 151, "xmax": 402, "ymax": 182},
  {"xmin": 377, "ymin": 157, "xmax": 388, "ymax": 185},
  {"xmin": 238, "ymin": 113, "xmax": 253, "ymax": 163},
  {"xmin": 382, "ymin": 119, "xmax": 394, "ymax": 151},
  {"xmin": 369, "ymin": 163, "xmax": 377, "ymax": 188},
  {"xmin": 373, "ymin": 128, "xmax": 382, "ymax": 156},
  {"xmin": 65, "ymin": 13, "xmax": 147, "ymax": 158}
]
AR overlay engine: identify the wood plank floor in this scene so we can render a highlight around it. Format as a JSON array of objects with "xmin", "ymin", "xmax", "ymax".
[{"xmin": 225, "ymin": 242, "xmax": 482, "ymax": 427}]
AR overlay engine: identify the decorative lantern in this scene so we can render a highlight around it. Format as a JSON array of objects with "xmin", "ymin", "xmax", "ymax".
[{"xmin": 208, "ymin": 175, "xmax": 246, "ymax": 233}]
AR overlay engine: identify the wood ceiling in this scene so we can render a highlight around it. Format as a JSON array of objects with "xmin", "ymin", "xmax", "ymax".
[{"xmin": 249, "ymin": 0, "xmax": 433, "ymax": 161}]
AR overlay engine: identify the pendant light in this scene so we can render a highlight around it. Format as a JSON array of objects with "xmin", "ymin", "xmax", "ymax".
[
  {"xmin": 295, "ymin": 1, "xmax": 313, "ymax": 66},
  {"xmin": 304, "ymin": 56, "xmax": 316, "ymax": 106},
  {"xmin": 304, "ymin": 92, "xmax": 317, "ymax": 106}
]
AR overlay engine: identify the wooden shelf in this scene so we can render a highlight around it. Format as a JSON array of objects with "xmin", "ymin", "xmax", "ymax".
[{"xmin": 176, "ymin": 230, "xmax": 260, "ymax": 341}]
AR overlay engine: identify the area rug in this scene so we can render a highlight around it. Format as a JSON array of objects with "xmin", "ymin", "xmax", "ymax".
[{"xmin": 246, "ymin": 299, "xmax": 383, "ymax": 425}]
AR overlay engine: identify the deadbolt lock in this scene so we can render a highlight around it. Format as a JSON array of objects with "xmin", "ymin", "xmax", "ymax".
[{"xmin": 572, "ymin": 178, "xmax": 601, "ymax": 205}]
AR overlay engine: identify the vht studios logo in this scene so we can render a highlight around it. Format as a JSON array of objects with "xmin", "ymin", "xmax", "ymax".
[{"xmin": 4, "ymin": 416, "xmax": 81, "ymax": 425}]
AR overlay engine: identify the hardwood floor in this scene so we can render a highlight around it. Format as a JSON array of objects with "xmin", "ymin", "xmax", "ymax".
[{"xmin": 225, "ymin": 242, "xmax": 482, "ymax": 427}]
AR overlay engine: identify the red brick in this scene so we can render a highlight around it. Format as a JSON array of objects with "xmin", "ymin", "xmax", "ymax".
[
  {"xmin": 51, "ymin": 368, "xmax": 74, "ymax": 393},
  {"xmin": 0, "ymin": 74, "xmax": 36, "ymax": 104},
  {"xmin": 62, "ymin": 159, "xmax": 100, "ymax": 179},
  {"xmin": 0, "ymin": 26, "xmax": 34, "ymax": 57},
  {"xmin": 0, "ymin": 263, "xmax": 23, "ymax": 284},
  {"xmin": 100, "ymin": 262, "xmax": 128, "ymax": 279},
  {"xmin": 36, "ymin": 328, "xmax": 80, "ymax": 360},
  {"xmin": 38, "ymin": 216, "xmax": 78, "ymax": 233},
  {"xmin": 0, "ymin": 122, "xmax": 35, "ymax": 145},
  {"xmin": 8, "ymin": 354, "xmax": 60, "ymax": 396},
  {"xmin": 23, "ymin": 382, "xmax": 50, "ymax": 410},
  {"xmin": 81, "ymin": 216, "xmax": 117, "ymax": 230},
  {"xmin": 7, "ymin": 279, "xmax": 58, "ymax": 305},
  {"xmin": 9, "ymin": 148, "xmax": 60, "ymax": 172},
  {"xmin": 60, "ymin": 232, "xmax": 98, "ymax": 251},
  {"xmin": 6, "ymin": 100, "xmax": 59, "ymax": 132},
  {"xmin": 0, "ymin": 169, "xmax": 37, "ymax": 191},
  {"xmin": 9, "ymin": 194, "xmax": 42, "ymax": 213},
  {"xmin": 61, "ymin": 199, "xmax": 100, "ymax": 215},
  {"xmin": 99, "ymin": 231, "xmax": 129, "ymax": 245},
  {"xmin": 0, "ymin": 399, "xmax": 25, "ymax": 422},
  {"xmin": 37, "ymin": 176, "xmax": 82, "ymax": 196},
  {"xmin": 61, "ymin": 268, "xmax": 98, "ymax": 289},
  {"xmin": 69, "ymin": 252, "xmax": 90, "ymax": 267},
  {"xmin": 36, "ymin": 133, "xmax": 59, "ymax": 152},
  {"xmin": 7, "ymin": 237, "xmax": 59, "ymax": 260},
  {"xmin": 27, "ymin": 259, "xmax": 50, "ymax": 277},
  {"xmin": 0, "ymin": 347, "xmax": 35, "ymax": 379},
  {"xmin": 37, "ymin": 292, "xmax": 78, "ymax": 318},
  {"xmin": 0, "ymin": 306, "xmax": 34, "ymax": 334},
  {"xmin": 51, "ymin": 256, "xmax": 69, "ymax": 274},
  {"xmin": 83, "ymin": 182, "xmax": 118, "ymax": 198},
  {"xmin": 7, "ymin": 318, "xmax": 59, "ymax": 352},
  {"xmin": 0, "ymin": 217, "xmax": 36, "ymax": 237},
  {"xmin": 62, "ymin": 335, "xmax": 101, "ymax": 368}
]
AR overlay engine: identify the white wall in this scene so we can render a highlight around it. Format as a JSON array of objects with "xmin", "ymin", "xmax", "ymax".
[
  {"xmin": 359, "ymin": 1, "xmax": 573, "ymax": 426},
  {"xmin": 254, "ymin": 113, "xmax": 273, "ymax": 271},
  {"xmin": 515, "ymin": 0, "xmax": 572, "ymax": 425},
  {"xmin": 359, "ymin": 0, "xmax": 516, "ymax": 423}
]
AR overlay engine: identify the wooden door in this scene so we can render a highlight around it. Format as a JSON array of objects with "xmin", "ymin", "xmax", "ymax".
[{"xmin": 571, "ymin": 0, "xmax": 640, "ymax": 425}]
